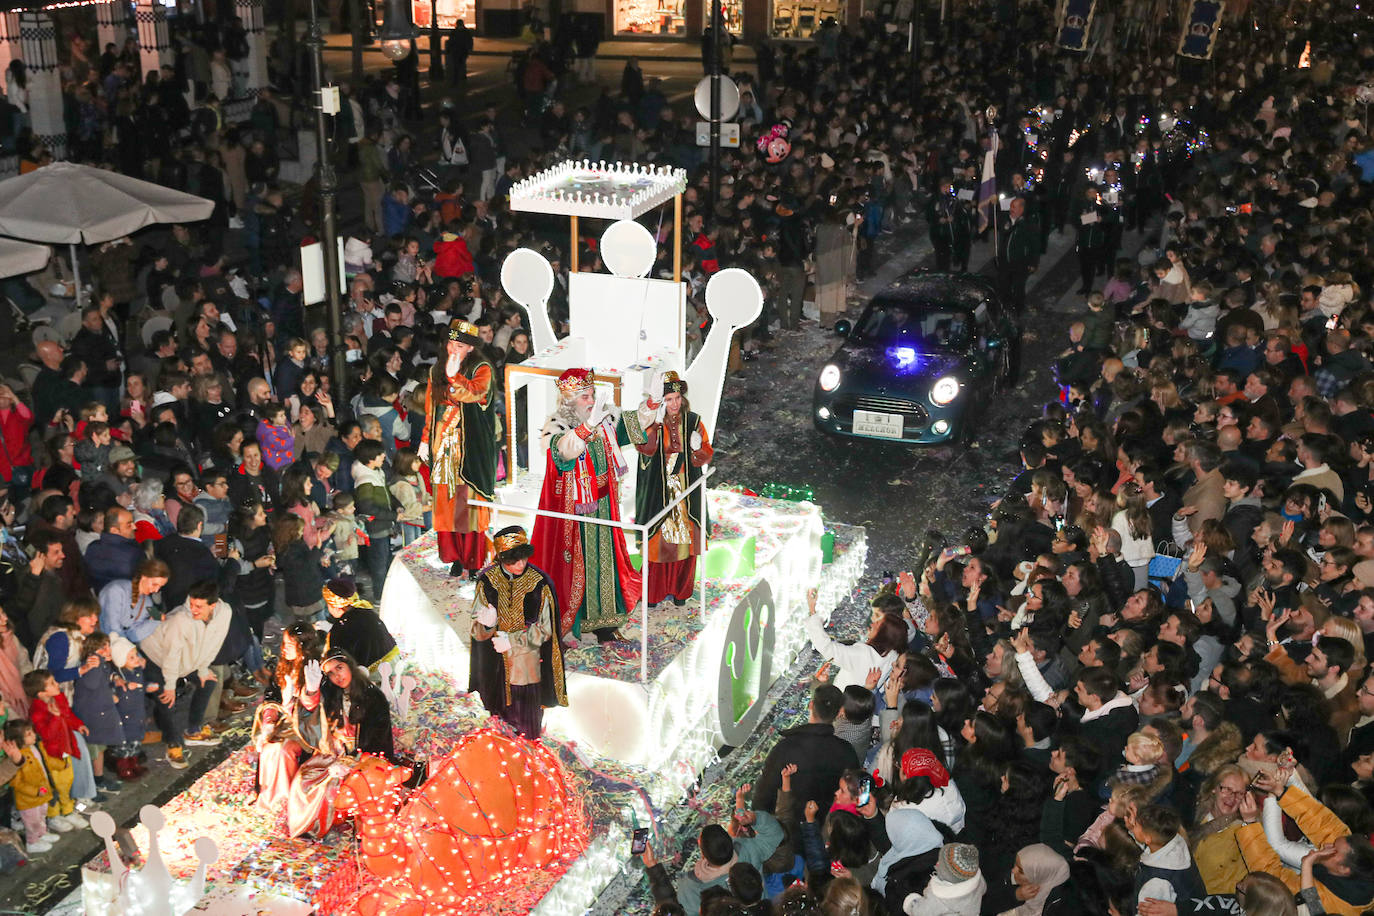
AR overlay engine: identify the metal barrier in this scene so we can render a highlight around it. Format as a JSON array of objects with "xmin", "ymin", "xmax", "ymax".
[{"xmin": 465, "ymin": 465, "xmax": 714, "ymax": 684}]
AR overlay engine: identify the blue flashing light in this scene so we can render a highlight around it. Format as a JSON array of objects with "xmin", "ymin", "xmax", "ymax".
[{"xmin": 887, "ymin": 346, "xmax": 919, "ymax": 371}]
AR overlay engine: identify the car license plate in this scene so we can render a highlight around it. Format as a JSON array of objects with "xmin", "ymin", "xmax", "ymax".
[{"xmin": 852, "ymin": 410, "xmax": 904, "ymax": 439}]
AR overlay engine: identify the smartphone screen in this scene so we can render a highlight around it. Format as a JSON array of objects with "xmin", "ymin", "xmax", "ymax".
[{"xmin": 630, "ymin": 827, "xmax": 649, "ymax": 855}]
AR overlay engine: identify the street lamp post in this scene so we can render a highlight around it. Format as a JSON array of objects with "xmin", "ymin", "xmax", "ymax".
[
  {"xmin": 709, "ymin": 0, "xmax": 722, "ymax": 210},
  {"xmin": 428, "ymin": 9, "xmax": 443, "ymax": 82},
  {"xmin": 304, "ymin": 0, "xmax": 348, "ymax": 403}
]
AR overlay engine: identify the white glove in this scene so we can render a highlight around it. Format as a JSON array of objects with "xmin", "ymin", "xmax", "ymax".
[
  {"xmin": 492, "ymin": 633, "xmax": 512, "ymax": 654},
  {"xmin": 690, "ymin": 431, "xmax": 703, "ymax": 451},
  {"xmin": 303, "ymin": 659, "xmax": 323, "ymax": 694},
  {"xmin": 587, "ymin": 394, "xmax": 608, "ymax": 428},
  {"xmin": 650, "ymin": 370, "xmax": 665, "ymax": 405},
  {"xmin": 477, "ymin": 603, "xmax": 497, "ymax": 628},
  {"xmin": 417, "ymin": 441, "xmax": 430, "ymax": 464}
]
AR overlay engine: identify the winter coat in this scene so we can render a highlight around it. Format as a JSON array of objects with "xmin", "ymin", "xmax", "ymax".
[
  {"xmin": 902, "ymin": 872, "xmax": 987, "ymax": 916},
  {"xmin": 233, "ymin": 526, "xmax": 275, "ymax": 609},
  {"xmin": 29, "ymin": 692, "xmax": 83, "ymax": 759},
  {"xmin": 275, "ymin": 539, "xmax": 325, "ymax": 608},
  {"xmin": 0, "ymin": 403, "xmax": 34, "ymax": 482},
  {"xmin": 113, "ymin": 662, "xmax": 146, "ymax": 745},
  {"xmin": 72, "ymin": 660, "xmax": 127, "ymax": 746},
  {"xmin": 7, "ymin": 743, "xmax": 71, "ymax": 811},
  {"xmin": 83, "ymin": 533, "xmax": 144, "ymax": 593},
  {"xmin": 433, "ymin": 232, "xmax": 474, "ymax": 278},
  {"xmin": 255, "ymin": 420, "xmax": 296, "ymax": 470}
]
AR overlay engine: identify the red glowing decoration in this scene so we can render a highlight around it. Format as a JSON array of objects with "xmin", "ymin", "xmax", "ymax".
[{"xmin": 335, "ymin": 728, "xmax": 590, "ymax": 915}]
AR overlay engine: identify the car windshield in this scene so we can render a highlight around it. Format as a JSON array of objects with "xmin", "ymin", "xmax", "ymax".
[{"xmin": 854, "ymin": 301, "xmax": 974, "ymax": 350}]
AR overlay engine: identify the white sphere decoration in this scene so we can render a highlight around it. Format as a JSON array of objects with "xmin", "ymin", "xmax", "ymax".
[
  {"xmin": 599, "ymin": 220, "xmax": 657, "ymax": 278},
  {"xmin": 704, "ymin": 267, "xmax": 764, "ymax": 329},
  {"xmin": 500, "ymin": 247, "xmax": 555, "ymax": 308},
  {"xmin": 89, "ymin": 810, "xmax": 117, "ymax": 838},
  {"xmin": 193, "ymin": 836, "xmax": 219, "ymax": 864}
]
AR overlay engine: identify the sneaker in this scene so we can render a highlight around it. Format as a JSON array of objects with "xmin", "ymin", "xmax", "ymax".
[
  {"xmin": 46, "ymin": 816, "xmax": 74, "ymax": 833},
  {"xmin": 97, "ymin": 773, "xmax": 124, "ymax": 793},
  {"xmin": 27, "ymin": 836, "xmax": 56, "ymax": 853},
  {"xmin": 183, "ymin": 727, "xmax": 222, "ymax": 747},
  {"xmin": 64, "ymin": 811, "xmax": 88, "ymax": 829},
  {"xmin": 166, "ymin": 746, "xmax": 189, "ymax": 769}
]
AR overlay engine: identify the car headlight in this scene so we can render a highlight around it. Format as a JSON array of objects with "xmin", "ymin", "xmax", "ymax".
[
  {"xmin": 930, "ymin": 376, "xmax": 960, "ymax": 405},
  {"xmin": 819, "ymin": 364, "xmax": 842, "ymax": 392}
]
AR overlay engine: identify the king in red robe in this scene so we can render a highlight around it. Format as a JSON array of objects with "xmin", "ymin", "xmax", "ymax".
[{"xmin": 530, "ymin": 368, "xmax": 641, "ymax": 644}]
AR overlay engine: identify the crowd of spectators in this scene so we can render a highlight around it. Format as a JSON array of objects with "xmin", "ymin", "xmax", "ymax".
[
  {"xmin": 607, "ymin": 2, "xmax": 1374, "ymax": 916},
  {"xmin": 0, "ymin": 0, "xmax": 1366, "ymax": 904}
]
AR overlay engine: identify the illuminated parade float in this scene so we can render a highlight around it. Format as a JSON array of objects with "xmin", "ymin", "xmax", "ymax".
[{"xmin": 77, "ymin": 162, "xmax": 865, "ymax": 915}]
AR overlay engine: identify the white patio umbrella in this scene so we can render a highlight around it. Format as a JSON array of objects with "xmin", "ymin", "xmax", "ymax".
[
  {"xmin": 0, "ymin": 237, "xmax": 50, "ymax": 278},
  {"xmin": 0, "ymin": 162, "xmax": 214, "ymax": 304}
]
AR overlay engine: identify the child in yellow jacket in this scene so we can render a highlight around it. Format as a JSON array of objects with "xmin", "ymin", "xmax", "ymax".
[{"xmin": 3, "ymin": 718, "xmax": 74, "ymax": 854}]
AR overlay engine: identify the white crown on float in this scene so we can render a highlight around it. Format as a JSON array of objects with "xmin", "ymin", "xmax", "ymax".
[
  {"xmin": 85, "ymin": 804, "xmax": 218, "ymax": 916},
  {"xmin": 508, "ymin": 159, "xmax": 688, "ymax": 220},
  {"xmin": 501, "ymin": 161, "xmax": 762, "ymax": 445}
]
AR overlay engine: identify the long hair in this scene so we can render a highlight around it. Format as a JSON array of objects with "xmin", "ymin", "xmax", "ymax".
[
  {"xmin": 272, "ymin": 516, "xmax": 305, "ymax": 554},
  {"xmin": 130, "ymin": 558, "xmax": 171, "ymax": 608},
  {"xmin": 955, "ymin": 711, "xmax": 1018, "ymax": 789},
  {"xmin": 890, "ymin": 700, "xmax": 942, "ymax": 792},
  {"xmin": 867, "ymin": 614, "xmax": 909, "ymax": 657},
  {"xmin": 821, "ymin": 810, "xmax": 872, "ymax": 870},
  {"xmin": 931, "ymin": 678, "xmax": 975, "ymax": 761},
  {"xmin": 320, "ymin": 649, "xmax": 373, "ymax": 729},
  {"xmin": 819, "ymin": 876, "xmax": 869, "ymax": 916},
  {"xmin": 1116, "ymin": 481, "xmax": 1152, "ymax": 541},
  {"xmin": 277, "ymin": 621, "xmax": 324, "ymax": 694}
]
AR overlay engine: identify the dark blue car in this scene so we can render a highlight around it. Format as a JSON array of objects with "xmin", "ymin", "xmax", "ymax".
[{"xmin": 812, "ymin": 273, "xmax": 1021, "ymax": 445}]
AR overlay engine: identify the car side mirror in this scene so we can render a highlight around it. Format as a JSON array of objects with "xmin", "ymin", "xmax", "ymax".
[{"xmin": 834, "ymin": 319, "xmax": 853, "ymax": 337}]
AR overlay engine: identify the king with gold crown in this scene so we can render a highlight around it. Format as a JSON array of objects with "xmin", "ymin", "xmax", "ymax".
[{"xmin": 530, "ymin": 368, "xmax": 643, "ymax": 645}]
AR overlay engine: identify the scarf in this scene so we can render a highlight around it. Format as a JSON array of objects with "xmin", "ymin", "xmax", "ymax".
[{"xmin": 1002, "ymin": 844, "xmax": 1069, "ymax": 916}]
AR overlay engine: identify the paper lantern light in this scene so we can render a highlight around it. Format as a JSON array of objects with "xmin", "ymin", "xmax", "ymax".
[{"xmin": 335, "ymin": 728, "xmax": 590, "ymax": 915}]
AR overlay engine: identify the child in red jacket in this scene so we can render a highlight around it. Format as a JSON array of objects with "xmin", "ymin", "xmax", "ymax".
[{"xmin": 24, "ymin": 669, "xmax": 89, "ymax": 831}]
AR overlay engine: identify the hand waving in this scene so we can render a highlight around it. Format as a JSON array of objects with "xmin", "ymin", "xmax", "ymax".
[{"xmin": 303, "ymin": 659, "xmax": 323, "ymax": 694}]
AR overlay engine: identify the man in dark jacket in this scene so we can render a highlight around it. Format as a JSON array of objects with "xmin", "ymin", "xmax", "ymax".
[
  {"xmin": 153, "ymin": 505, "xmax": 231, "ymax": 613},
  {"xmin": 752, "ymin": 684, "xmax": 858, "ymax": 824},
  {"xmin": 83, "ymin": 508, "xmax": 144, "ymax": 591},
  {"xmin": 1058, "ymin": 666, "xmax": 1138, "ymax": 768},
  {"xmin": 69, "ymin": 305, "xmax": 121, "ymax": 409},
  {"xmin": 13, "ymin": 532, "xmax": 69, "ymax": 652}
]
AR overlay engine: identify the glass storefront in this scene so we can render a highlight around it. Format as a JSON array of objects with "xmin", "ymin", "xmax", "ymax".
[
  {"xmin": 615, "ymin": 0, "xmax": 687, "ymax": 34},
  {"xmin": 410, "ymin": 0, "xmax": 476, "ymax": 29},
  {"xmin": 770, "ymin": 0, "xmax": 843, "ymax": 37},
  {"xmin": 701, "ymin": 0, "xmax": 743, "ymax": 33}
]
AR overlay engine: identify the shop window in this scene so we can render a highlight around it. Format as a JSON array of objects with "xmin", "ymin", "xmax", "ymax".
[
  {"xmin": 408, "ymin": 0, "xmax": 476, "ymax": 30},
  {"xmin": 701, "ymin": 0, "xmax": 743, "ymax": 34},
  {"xmin": 615, "ymin": 0, "xmax": 687, "ymax": 34},
  {"xmin": 770, "ymin": 0, "xmax": 843, "ymax": 37}
]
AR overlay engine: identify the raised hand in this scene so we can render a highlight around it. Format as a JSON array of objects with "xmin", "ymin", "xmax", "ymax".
[{"xmin": 303, "ymin": 659, "xmax": 323, "ymax": 694}]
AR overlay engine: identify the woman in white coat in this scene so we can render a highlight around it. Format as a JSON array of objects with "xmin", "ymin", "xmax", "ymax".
[
  {"xmin": 1109, "ymin": 481, "xmax": 1154, "ymax": 589},
  {"xmin": 805, "ymin": 588, "xmax": 908, "ymax": 691}
]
